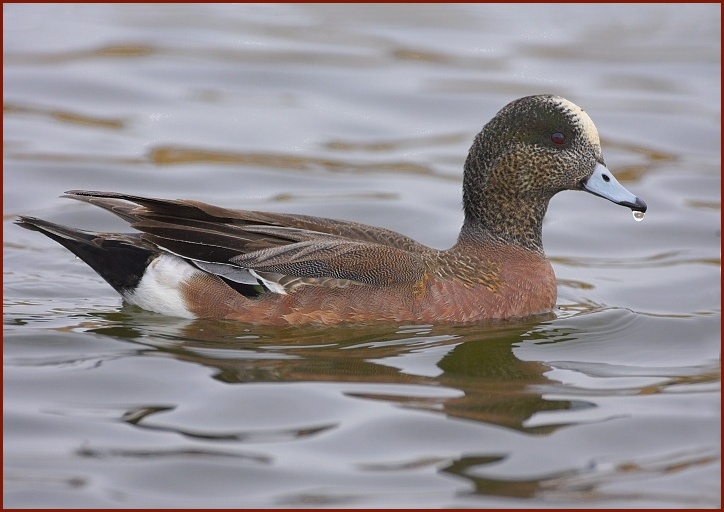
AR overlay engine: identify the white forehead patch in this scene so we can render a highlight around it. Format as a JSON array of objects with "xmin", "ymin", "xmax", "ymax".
[{"xmin": 552, "ymin": 97, "xmax": 600, "ymax": 147}]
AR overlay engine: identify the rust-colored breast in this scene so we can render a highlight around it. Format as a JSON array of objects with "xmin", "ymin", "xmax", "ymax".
[
  {"xmin": 415, "ymin": 244, "xmax": 556, "ymax": 323},
  {"xmin": 184, "ymin": 243, "xmax": 557, "ymax": 326}
]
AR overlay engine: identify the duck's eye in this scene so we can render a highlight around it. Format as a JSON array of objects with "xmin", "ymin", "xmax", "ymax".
[{"xmin": 551, "ymin": 132, "xmax": 566, "ymax": 145}]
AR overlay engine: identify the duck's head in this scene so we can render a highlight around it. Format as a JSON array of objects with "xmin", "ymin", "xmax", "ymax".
[{"xmin": 462, "ymin": 94, "xmax": 646, "ymax": 251}]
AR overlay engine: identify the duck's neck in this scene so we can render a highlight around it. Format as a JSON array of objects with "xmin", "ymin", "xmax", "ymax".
[
  {"xmin": 457, "ymin": 212, "xmax": 545, "ymax": 254},
  {"xmin": 458, "ymin": 158, "xmax": 550, "ymax": 255}
]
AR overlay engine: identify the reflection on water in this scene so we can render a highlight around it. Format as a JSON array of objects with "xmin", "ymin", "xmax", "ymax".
[
  {"xmin": 441, "ymin": 447, "xmax": 721, "ymax": 504},
  {"xmin": 9, "ymin": 307, "xmax": 718, "ymax": 506},
  {"xmin": 60, "ymin": 308, "xmax": 720, "ymax": 441},
  {"xmin": 4, "ymin": 3, "xmax": 719, "ymax": 508}
]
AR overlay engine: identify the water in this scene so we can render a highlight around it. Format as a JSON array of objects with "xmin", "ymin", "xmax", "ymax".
[{"xmin": 4, "ymin": 4, "xmax": 720, "ymax": 508}]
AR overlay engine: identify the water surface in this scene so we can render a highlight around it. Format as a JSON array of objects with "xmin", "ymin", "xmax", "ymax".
[{"xmin": 4, "ymin": 4, "xmax": 720, "ymax": 508}]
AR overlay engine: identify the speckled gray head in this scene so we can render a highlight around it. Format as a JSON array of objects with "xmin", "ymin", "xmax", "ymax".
[
  {"xmin": 465, "ymin": 94, "xmax": 647, "ymax": 210},
  {"xmin": 461, "ymin": 94, "xmax": 647, "ymax": 251},
  {"xmin": 551, "ymin": 96, "xmax": 601, "ymax": 148},
  {"xmin": 548, "ymin": 96, "xmax": 647, "ymax": 213},
  {"xmin": 550, "ymin": 96, "xmax": 647, "ymax": 213}
]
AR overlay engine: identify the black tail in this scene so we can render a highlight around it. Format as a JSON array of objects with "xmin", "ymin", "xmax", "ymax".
[{"xmin": 15, "ymin": 216, "xmax": 155, "ymax": 294}]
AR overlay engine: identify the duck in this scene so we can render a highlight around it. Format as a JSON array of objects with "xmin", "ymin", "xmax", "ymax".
[{"xmin": 16, "ymin": 95, "xmax": 647, "ymax": 326}]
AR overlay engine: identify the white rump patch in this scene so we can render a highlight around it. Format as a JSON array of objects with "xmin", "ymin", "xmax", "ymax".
[
  {"xmin": 123, "ymin": 254, "xmax": 198, "ymax": 319},
  {"xmin": 553, "ymin": 97, "xmax": 600, "ymax": 147}
]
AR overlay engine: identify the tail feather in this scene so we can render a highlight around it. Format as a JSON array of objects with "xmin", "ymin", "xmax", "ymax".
[{"xmin": 15, "ymin": 216, "xmax": 155, "ymax": 293}]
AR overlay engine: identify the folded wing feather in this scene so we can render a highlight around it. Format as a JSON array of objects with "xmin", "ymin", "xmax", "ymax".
[{"xmin": 64, "ymin": 190, "xmax": 429, "ymax": 290}]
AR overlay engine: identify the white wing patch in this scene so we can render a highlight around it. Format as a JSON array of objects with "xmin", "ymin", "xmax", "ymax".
[
  {"xmin": 192, "ymin": 260, "xmax": 258, "ymax": 285},
  {"xmin": 249, "ymin": 269, "xmax": 287, "ymax": 295},
  {"xmin": 192, "ymin": 260, "xmax": 287, "ymax": 295}
]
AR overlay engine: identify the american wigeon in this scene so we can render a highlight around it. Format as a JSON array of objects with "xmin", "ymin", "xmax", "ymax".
[{"xmin": 16, "ymin": 95, "xmax": 646, "ymax": 325}]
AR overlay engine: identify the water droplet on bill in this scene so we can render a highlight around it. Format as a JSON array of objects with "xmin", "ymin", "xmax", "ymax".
[{"xmin": 633, "ymin": 211, "xmax": 645, "ymax": 222}]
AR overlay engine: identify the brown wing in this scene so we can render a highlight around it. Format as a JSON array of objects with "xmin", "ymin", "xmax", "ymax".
[
  {"xmin": 64, "ymin": 190, "xmax": 428, "ymax": 286},
  {"xmin": 65, "ymin": 190, "xmax": 430, "ymax": 252}
]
